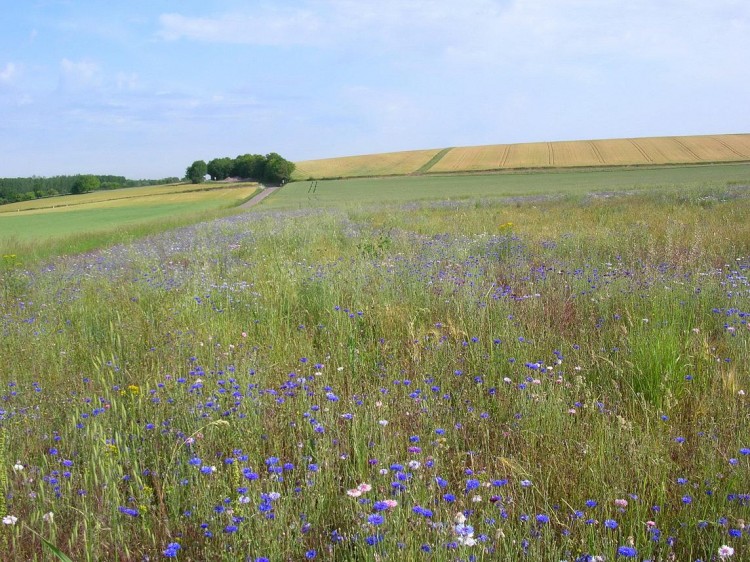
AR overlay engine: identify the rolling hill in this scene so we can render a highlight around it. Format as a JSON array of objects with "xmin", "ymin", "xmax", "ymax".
[{"xmin": 292, "ymin": 133, "xmax": 750, "ymax": 180}]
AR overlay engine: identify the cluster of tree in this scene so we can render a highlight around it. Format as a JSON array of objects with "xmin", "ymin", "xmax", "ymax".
[
  {"xmin": 185, "ymin": 153, "xmax": 295, "ymax": 185},
  {"xmin": 0, "ymin": 175, "xmax": 179, "ymax": 206}
]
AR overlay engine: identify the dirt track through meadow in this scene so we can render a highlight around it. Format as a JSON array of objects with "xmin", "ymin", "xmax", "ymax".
[{"xmin": 239, "ymin": 185, "xmax": 280, "ymax": 209}]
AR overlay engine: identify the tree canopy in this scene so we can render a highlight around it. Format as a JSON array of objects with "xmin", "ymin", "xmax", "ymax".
[
  {"xmin": 185, "ymin": 160, "xmax": 208, "ymax": 184},
  {"xmin": 190, "ymin": 153, "xmax": 295, "ymax": 185},
  {"xmin": 70, "ymin": 174, "xmax": 101, "ymax": 194}
]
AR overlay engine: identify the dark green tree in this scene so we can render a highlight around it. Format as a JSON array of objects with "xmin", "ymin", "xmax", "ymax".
[
  {"xmin": 263, "ymin": 152, "xmax": 295, "ymax": 184},
  {"xmin": 207, "ymin": 157, "xmax": 234, "ymax": 181},
  {"xmin": 70, "ymin": 174, "xmax": 101, "ymax": 194},
  {"xmin": 185, "ymin": 160, "xmax": 208, "ymax": 184},
  {"xmin": 232, "ymin": 154, "xmax": 265, "ymax": 180}
]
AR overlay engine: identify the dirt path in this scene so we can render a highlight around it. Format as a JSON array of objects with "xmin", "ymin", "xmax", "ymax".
[{"xmin": 239, "ymin": 185, "xmax": 280, "ymax": 209}]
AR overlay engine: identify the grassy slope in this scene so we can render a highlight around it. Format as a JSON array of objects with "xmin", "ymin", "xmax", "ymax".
[
  {"xmin": 0, "ymin": 183, "xmax": 259, "ymax": 262},
  {"xmin": 0, "ymin": 184, "xmax": 258, "ymax": 242}
]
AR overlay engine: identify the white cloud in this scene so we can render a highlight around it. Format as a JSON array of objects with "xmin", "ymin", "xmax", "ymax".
[
  {"xmin": 0, "ymin": 62, "xmax": 17, "ymax": 83},
  {"xmin": 115, "ymin": 71, "xmax": 139, "ymax": 91},
  {"xmin": 158, "ymin": 8, "xmax": 324, "ymax": 46},
  {"xmin": 59, "ymin": 58, "xmax": 101, "ymax": 91},
  {"xmin": 155, "ymin": 0, "xmax": 750, "ymax": 72}
]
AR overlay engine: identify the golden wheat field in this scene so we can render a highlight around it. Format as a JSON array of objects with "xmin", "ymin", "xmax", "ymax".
[
  {"xmin": 293, "ymin": 134, "xmax": 750, "ymax": 179},
  {"xmin": 292, "ymin": 148, "xmax": 442, "ymax": 179}
]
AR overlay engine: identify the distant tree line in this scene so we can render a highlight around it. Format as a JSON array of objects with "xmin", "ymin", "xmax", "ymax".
[
  {"xmin": 0, "ymin": 175, "xmax": 179, "ymax": 206},
  {"xmin": 185, "ymin": 153, "xmax": 295, "ymax": 185}
]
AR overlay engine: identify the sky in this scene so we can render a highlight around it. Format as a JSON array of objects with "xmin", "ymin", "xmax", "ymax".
[{"xmin": 1, "ymin": 0, "xmax": 749, "ymax": 179}]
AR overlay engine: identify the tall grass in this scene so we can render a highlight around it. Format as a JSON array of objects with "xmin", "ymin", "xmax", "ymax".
[{"xmin": 1, "ymin": 184, "xmax": 749, "ymax": 560}]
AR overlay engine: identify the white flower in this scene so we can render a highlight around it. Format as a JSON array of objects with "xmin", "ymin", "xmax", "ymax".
[
  {"xmin": 13, "ymin": 462, "xmax": 24, "ymax": 472},
  {"xmin": 378, "ymin": 420, "xmax": 388, "ymax": 426},
  {"xmin": 2, "ymin": 515, "xmax": 18, "ymax": 525},
  {"xmin": 408, "ymin": 460, "xmax": 421, "ymax": 470},
  {"xmin": 43, "ymin": 512, "xmax": 54, "ymax": 524},
  {"xmin": 718, "ymin": 545, "xmax": 734, "ymax": 558}
]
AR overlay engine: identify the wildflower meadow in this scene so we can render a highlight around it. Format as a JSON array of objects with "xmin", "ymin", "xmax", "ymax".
[{"xmin": 1, "ymin": 183, "xmax": 750, "ymax": 561}]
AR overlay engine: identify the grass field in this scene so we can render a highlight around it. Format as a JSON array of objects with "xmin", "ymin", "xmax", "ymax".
[
  {"xmin": 2, "ymin": 163, "xmax": 750, "ymax": 560},
  {"xmin": 269, "ymin": 162, "xmax": 750, "ymax": 211},
  {"xmin": 293, "ymin": 134, "xmax": 750, "ymax": 179},
  {"xmin": 0, "ymin": 182, "xmax": 258, "ymax": 260}
]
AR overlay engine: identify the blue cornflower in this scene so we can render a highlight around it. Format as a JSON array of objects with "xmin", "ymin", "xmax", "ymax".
[
  {"xmin": 536, "ymin": 514, "xmax": 550, "ymax": 524},
  {"xmin": 435, "ymin": 476, "xmax": 448, "ymax": 488},
  {"xmin": 585, "ymin": 499, "xmax": 597, "ymax": 508},
  {"xmin": 118, "ymin": 506, "xmax": 139, "ymax": 517},
  {"xmin": 413, "ymin": 505, "xmax": 433, "ymax": 518},
  {"xmin": 740, "ymin": 448, "xmax": 750, "ymax": 455},
  {"xmin": 465, "ymin": 478, "xmax": 480, "ymax": 492},
  {"xmin": 163, "ymin": 542, "xmax": 181, "ymax": 557},
  {"xmin": 305, "ymin": 549, "xmax": 317, "ymax": 559},
  {"xmin": 605, "ymin": 519, "xmax": 618, "ymax": 529},
  {"xmin": 617, "ymin": 546, "xmax": 637, "ymax": 557},
  {"xmin": 368, "ymin": 514, "xmax": 384, "ymax": 525}
]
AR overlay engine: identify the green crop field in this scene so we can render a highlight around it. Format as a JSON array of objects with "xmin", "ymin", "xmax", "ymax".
[
  {"xmin": 268, "ymin": 162, "xmax": 750, "ymax": 210},
  {"xmin": 0, "ymin": 182, "xmax": 258, "ymax": 259}
]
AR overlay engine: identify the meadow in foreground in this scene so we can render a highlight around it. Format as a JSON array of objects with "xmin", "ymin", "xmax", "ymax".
[{"xmin": 1, "ymin": 184, "xmax": 749, "ymax": 561}]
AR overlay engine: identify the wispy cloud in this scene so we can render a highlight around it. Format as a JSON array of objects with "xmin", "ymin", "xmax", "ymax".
[
  {"xmin": 0, "ymin": 62, "xmax": 17, "ymax": 83},
  {"xmin": 157, "ymin": 8, "xmax": 324, "ymax": 46},
  {"xmin": 59, "ymin": 58, "xmax": 101, "ymax": 91}
]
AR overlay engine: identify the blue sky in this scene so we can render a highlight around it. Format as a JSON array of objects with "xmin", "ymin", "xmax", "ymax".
[{"xmin": 1, "ymin": 1, "xmax": 748, "ymax": 178}]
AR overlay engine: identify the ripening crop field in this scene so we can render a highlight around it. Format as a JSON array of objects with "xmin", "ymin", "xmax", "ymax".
[
  {"xmin": 2, "ymin": 170, "xmax": 750, "ymax": 561},
  {"xmin": 293, "ymin": 149, "xmax": 442, "ymax": 180},
  {"xmin": 294, "ymin": 134, "xmax": 750, "ymax": 179}
]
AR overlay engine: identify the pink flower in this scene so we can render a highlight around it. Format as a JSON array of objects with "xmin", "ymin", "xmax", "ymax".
[{"xmin": 614, "ymin": 498, "xmax": 628, "ymax": 509}]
